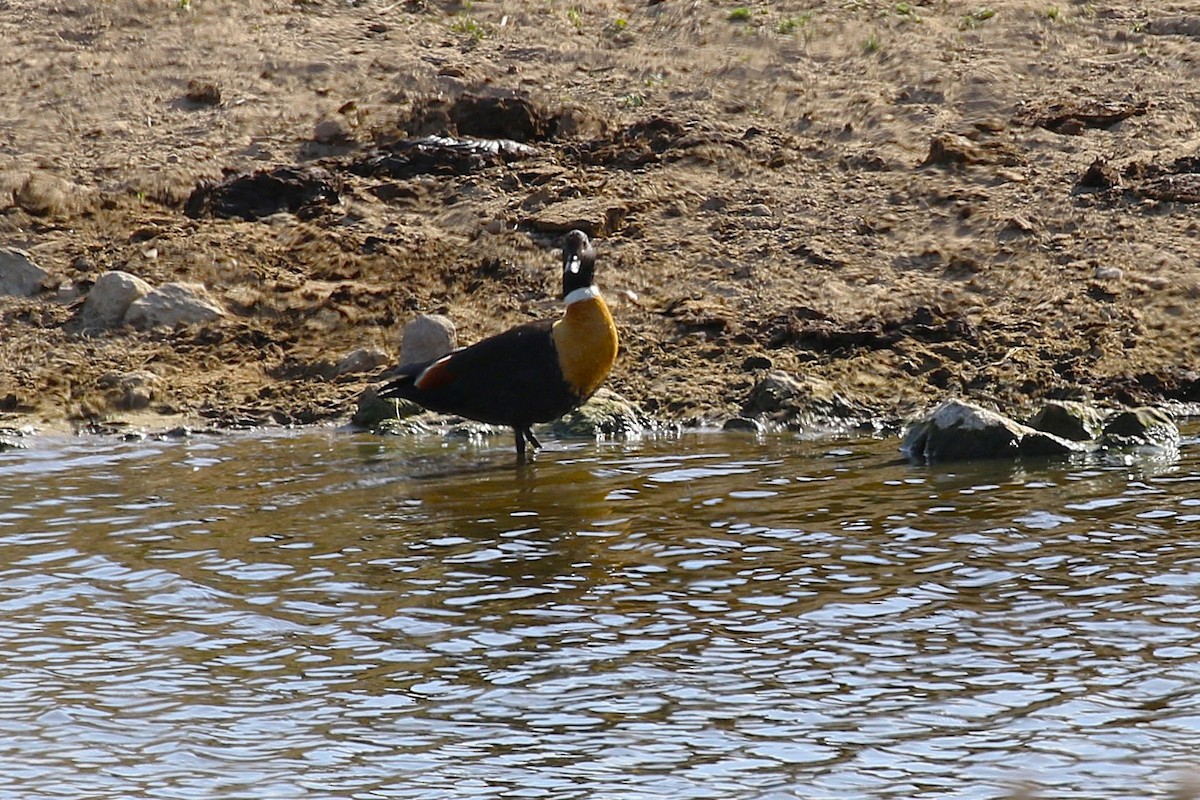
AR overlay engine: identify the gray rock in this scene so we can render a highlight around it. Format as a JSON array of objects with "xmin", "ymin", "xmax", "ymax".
[
  {"xmin": 313, "ymin": 118, "xmax": 350, "ymax": 143},
  {"xmin": 1100, "ymin": 407, "xmax": 1180, "ymax": 450},
  {"xmin": 123, "ymin": 282, "xmax": 225, "ymax": 329},
  {"xmin": 1027, "ymin": 400, "xmax": 1105, "ymax": 441},
  {"xmin": 372, "ymin": 415, "xmax": 434, "ymax": 437},
  {"xmin": 97, "ymin": 370, "xmax": 161, "ymax": 411},
  {"xmin": 0, "ymin": 249, "xmax": 48, "ymax": 297},
  {"xmin": 55, "ymin": 280, "xmax": 83, "ymax": 304},
  {"xmin": 351, "ymin": 386, "xmax": 425, "ymax": 429},
  {"xmin": 11, "ymin": 171, "xmax": 83, "ymax": 217},
  {"xmin": 446, "ymin": 421, "xmax": 505, "ymax": 441},
  {"xmin": 742, "ymin": 372, "xmax": 869, "ymax": 429},
  {"xmin": 400, "ymin": 314, "xmax": 456, "ymax": 366},
  {"xmin": 335, "ymin": 347, "xmax": 390, "ymax": 376},
  {"xmin": 547, "ymin": 388, "xmax": 649, "ymax": 438},
  {"xmin": 902, "ymin": 398, "xmax": 1088, "ymax": 462},
  {"xmin": 1146, "ymin": 16, "xmax": 1200, "ymax": 37},
  {"xmin": 82, "ymin": 270, "xmax": 153, "ymax": 330},
  {"xmin": 723, "ymin": 416, "xmax": 764, "ymax": 433}
]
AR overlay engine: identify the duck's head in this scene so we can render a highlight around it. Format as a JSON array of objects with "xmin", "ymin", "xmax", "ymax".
[{"xmin": 560, "ymin": 229, "xmax": 596, "ymax": 299}]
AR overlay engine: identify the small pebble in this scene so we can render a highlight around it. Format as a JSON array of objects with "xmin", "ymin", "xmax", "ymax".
[{"xmin": 313, "ymin": 119, "xmax": 349, "ymax": 143}]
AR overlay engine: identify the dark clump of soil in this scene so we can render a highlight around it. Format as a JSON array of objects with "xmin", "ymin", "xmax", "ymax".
[
  {"xmin": 183, "ymin": 79, "xmax": 222, "ymax": 107},
  {"xmin": 570, "ymin": 117, "xmax": 735, "ymax": 169},
  {"xmin": 404, "ymin": 92, "xmax": 557, "ymax": 142},
  {"xmin": 760, "ymin": 306, "xmax": 978, "ymax": 354},
  {"xmin": 1077, "ymin": 157, "xmax": 1120, "ymax": 192},
  {"xmin": 185, "ymin": 166, "xmax": 342, "ymax": 221},
  {"xmin": 1099, "ymin": 369, "xmax": 1200, "ymax": 406},
  {"xmin": 1020, "ymin": 97, "xmax": 1148, "ymax": 136},
  {"xmin": 920, "ymin": 131, "xmax": 1021, "ymax": 168},
  {"xmin": 448, "ymin": 94, "xmax": 551, "ymax": 141},
  {"xmin": 349, "ymin": 136, "xmax": 538, "ymax": 180},
  {"xmin": 1078, "ymin": 155, "xmax": 1200, "ymax": 204},
  {"xmin": 1127, "ymin": 156, "xmax": 1200, "ymax": 203}
]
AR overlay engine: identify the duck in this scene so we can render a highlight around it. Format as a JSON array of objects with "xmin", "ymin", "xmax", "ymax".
[{"xmin": 378, "ymin": 229, "xmax": 619, "ymax": 460}]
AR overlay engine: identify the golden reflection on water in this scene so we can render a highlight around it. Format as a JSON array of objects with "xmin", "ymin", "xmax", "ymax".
[{"xmin": 0, "ymin": 427, "xmax": 1199, "ymax": 798}]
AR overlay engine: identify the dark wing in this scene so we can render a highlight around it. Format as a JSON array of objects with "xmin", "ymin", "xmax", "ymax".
[{"xmin": 379, "ymin": 319, "xmax": 579, "ymax": 427}]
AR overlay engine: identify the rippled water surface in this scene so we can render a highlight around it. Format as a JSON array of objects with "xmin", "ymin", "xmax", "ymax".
[{"xmin": 2, "ymin": 426, "xmax": 1200, "ymax": 799}]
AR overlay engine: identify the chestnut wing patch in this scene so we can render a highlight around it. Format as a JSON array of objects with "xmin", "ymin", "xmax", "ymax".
[{"xmin": 414, "ymin": 355, "xmax": 456, "ymax": 391}]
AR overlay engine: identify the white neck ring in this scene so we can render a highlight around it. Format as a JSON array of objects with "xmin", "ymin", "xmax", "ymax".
[{"xmin": 563, "ymin": 285, "xmax": 600, "ymax": 305}]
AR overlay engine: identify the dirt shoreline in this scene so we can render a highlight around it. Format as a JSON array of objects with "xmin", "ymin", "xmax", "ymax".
[{"xmin": 2, "ymin": 1, "xmax": 1199, "ymax": 439}]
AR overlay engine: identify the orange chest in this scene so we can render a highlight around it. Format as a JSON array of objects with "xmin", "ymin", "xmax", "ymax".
[{"xmin": 551, "ymin": 296, "xmax": 619, "ymax": 398}]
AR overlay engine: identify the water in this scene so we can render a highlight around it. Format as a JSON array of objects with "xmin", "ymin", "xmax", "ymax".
[{"xmin": 1, "ymin": 426, "xmax": 1199, "ymax": 800}]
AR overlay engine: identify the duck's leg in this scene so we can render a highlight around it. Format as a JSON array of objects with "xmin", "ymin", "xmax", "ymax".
[{"xmin": 513, "ymin": 427, "xmax": 541, "ymax": 462}]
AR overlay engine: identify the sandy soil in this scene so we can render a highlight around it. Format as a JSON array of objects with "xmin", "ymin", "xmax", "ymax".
[{"xmin": 2, "ymin": 0, "xmax": 1199, "ymax": 435}]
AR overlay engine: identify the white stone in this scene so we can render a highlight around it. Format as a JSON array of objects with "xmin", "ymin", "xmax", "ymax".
[
  {"xmin": 56, "ymin": 281, "xmax": 83, "ymax": 304},
  {"xmin": 335, "ymin": 347, "xmax": 390, "ymax": 376},
  {"xmin": 123, "ymin": 281, "xmax": 225, "ymax": 329},
  {"xmin": 0, "ymin": 249, "xmax": 48, "ymax": 297},
  {"xmin": 400, "ymin": 314, "xmax": 456, "ymax": 365},
  {"xmin": 82, "ymin": 270, "xmax": 153, "ymax": 330}
]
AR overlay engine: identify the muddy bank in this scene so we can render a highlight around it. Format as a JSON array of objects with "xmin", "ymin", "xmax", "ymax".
[{"xmin": 2, "ymin": 1, "xmax": 1199, "ymax": 436}]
